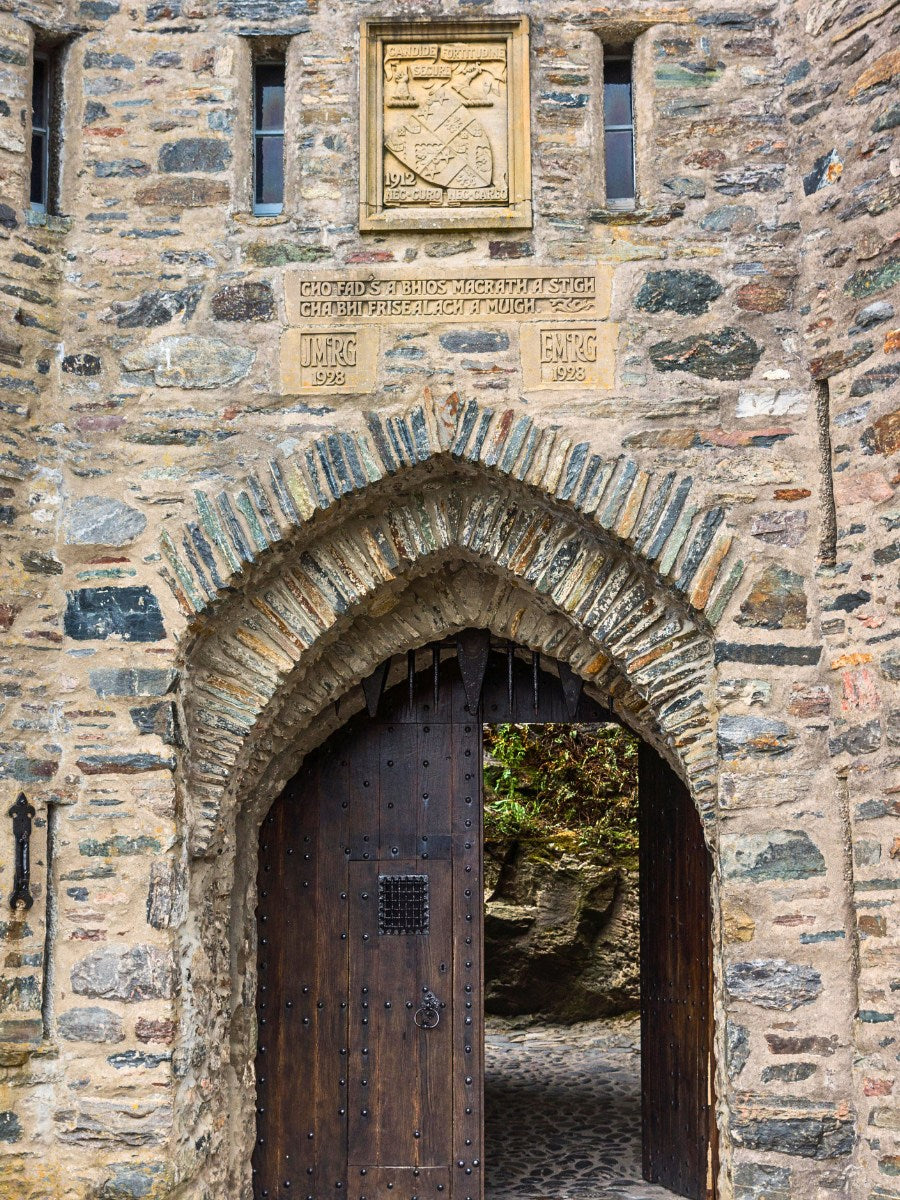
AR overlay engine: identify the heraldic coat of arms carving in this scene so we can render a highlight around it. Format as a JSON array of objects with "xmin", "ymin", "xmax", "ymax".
[{"xmin": 382, "ymin": 42, "xmax": 509, "ymax": 207}]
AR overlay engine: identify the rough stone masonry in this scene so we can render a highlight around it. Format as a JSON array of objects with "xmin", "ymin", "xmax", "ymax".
[{"xmin": 0, "ymin": 0, "xmax": 898, "ymax": 1197}]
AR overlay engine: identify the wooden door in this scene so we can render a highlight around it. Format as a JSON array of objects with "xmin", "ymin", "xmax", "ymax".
[
  {"xmin": 253, "ymin": 653, "xmax": 484, "ymax": 1200},
  {"xmin": 639, "ymin": 741, "xmax": 716, "ymax": 1200},
  {"xmin": 254, "ymin": 637, "xmax": 716, "ymax": 1200}
]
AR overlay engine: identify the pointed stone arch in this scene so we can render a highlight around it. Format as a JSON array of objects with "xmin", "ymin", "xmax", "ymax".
[{"xmin": 165, "ymin": 398, "xmax": 746, "ymax": 857}]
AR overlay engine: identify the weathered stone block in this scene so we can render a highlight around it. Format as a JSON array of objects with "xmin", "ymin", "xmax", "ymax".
[
  {"xmin": 79, "ymin": 835, "xmax": 162, "ymax": 856},
  {"xmin": 850, "ymin": 362, "xmax": 900, "ymax": 397},
  {"xmin": 61, "ymin": 353, "xmax": 102, "ymax": 376},
  {"xmin": 56, "ymin": 1096, "xmax": 171, "ymax": 1147},
  {"xmin": 65, "ymin": 496, "xmax": 146, "ymax": 546},
  {"xmin": 130, "ymin": 701, "xmax": 179, "ymax": 744},
  {"xmin": 803, "ymin": 149, "xmax": 842, "ymax": 195},
  {"xmin": 634, "ymin": 269, "xmax": 723, "ymax": 316},
  {"xmin": 765, "ymin": 1033, "xmax": 838, "ymax": 1056},
  {"xmin": 0, "ymin": 976, "xmax": 41, "ymax": 1012},
  {"xmin": 64, "ymin": 587, "xmax": 165, "ymax": 642},
  {"xmin": 107, "ymin": 284, "xmax": 202, "ymax": 329},
  {"xmin": 731, "ymin": 1114, "xmax": 855, "ymax": 1158},
  {"xmin": 76, "ymin": 754, "xmax": 176, "ymax": 775},
  {"xmin": 700, "ymin": 204, "xmax": 755, "ymax": 232},
  {"xmin": 245, "ymin": 241, "xmax": 331, "ymax": 266},
  {"xmin": 844, "ymin": 255, "xmax": 900, "ymax": 299},
  {"xmin": 722, "ymin": 831, "xmax": 826, "ymax": 882},
  {"xmin": 749, "ymin": 510, "xmax": 808, "ymax": 547},
  {"xmin": 828, "ymin": 720, "xmax": 882, "ymax": 756},
  {"xmin": 718, "ymin": 716, "xmax": 797, "ymax": 758},
  {"xmin": 135, "ymin": 177, "xmax": 229, "ymax": 207},
  {"xmin": 736, "ymin": 565, "xmax": 807, "ymax": 630},
  {"xmin": 71, "ymin": 945, "xmax": 174, "ymax": 1002},
  {"xmin": 850, "ymin": 299, "xmax": 894, "ymax": 332},
  {"xmin": 726, "ymin": 1020, "xmax": 750, "ymax": 1078},
  {"xmin": 439, "ymin": 331, "xmax": 511, "ymax": 354},
  {"xmin": 809, "ymin": 340, "xmax": 874, "ymax": 380},
  {"xmin": 761, "ymin": 1062, "xmax": 817, "ymax": 1083},
  {"xmin": 22, "ymin": 549, "xmax": 63, "ymax": 575},
  {"xmin": 93, "ymin": 158, "xmax": 149, "ymax": 177},
  {"xmin": 715, "ymin": 643, "xmax": 822, "ymax": 667},
  {"xmin": 735, "ymin": 281, "xmax": 792, "ymax": 313},
  {"xmin": 211, "ymin": 281, "xmax": 275, "ymax": 322},
  {"xmin": 121, "ymin": 336, "xmax": 254, "ymax": 388},
  {"xmin": 725, "ymin": 959, "xmax": 822, "ymax": 1009},
  {"xmin": 135, "ymin": 1017, "xmax": 176, "ymax": 1043},
  {"xmin": 147, "ymin": 862, "xmax": 186, "ymax": 930},
  {"xmin": 0, "ymin": 1111, "xmax": 21, "ymax": 1143},
  {"xmin": 158, "ymin": 138, "xmax": 232, "ymax": 173},
  {"xmin": 107, "ymin": 1049, "xmax": 171, "ymax": 1069},
  {"xmin": 733, "ymin": 1162, "xmax": 790, "ymax": 1200},
  {"xmin": 90, "ymin": 668, "xmax": 177, "ymax": 698},
  {"xmin": 58, "ymin": 1006, "xmax": 125, "ymax": 1043},
  {"xmin": 649, "ymin": 328, "xmax": 762, "ymax": 380},
  {"xmin": 98, "ymin": 1161, "xmax": 166, "ymax": 1199}
]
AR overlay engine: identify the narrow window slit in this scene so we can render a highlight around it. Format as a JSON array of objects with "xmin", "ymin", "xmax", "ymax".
[
  {"xmin": 30, "ymin": 50, "xmax": 58, "ymax": 213},
  {"xmin": 603, "ymin": 50, "xmax": 635, "ymax": 208},
  {"xmin": 253, "ymin": 59, "xmax": 285, "ymax": 215}
]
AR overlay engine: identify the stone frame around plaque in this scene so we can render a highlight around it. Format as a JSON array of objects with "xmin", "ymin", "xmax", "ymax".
[{"xmin": 359, "ymin": 17, "xmax": 532, "ymax": 232}]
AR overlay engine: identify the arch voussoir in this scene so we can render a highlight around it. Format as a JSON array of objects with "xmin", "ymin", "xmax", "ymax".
[
  {"xmin": 173, "ymin": 436, "xmax": 733, "ymax": 854},
  {"xmin": 162, "ymin": 398, "xmax": 745, "ymax": 636}
]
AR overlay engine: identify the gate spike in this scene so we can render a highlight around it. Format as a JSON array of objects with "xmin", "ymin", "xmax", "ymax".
[
  {"xmin": 506, "ymin": 641, "xmax": 514, "ymax": 715},
  {"xmin": 456, "ymin": 629, "xmax": 491, "ymax": 714},
  {"xmin": 432, "ymin": 646, "xmax": 440, "ymax": 710},
  {"xmin": 362, "ymin": 659, "xmax": 390, "ymax": 718},
  {"xmin": 407, "ymin": 649, "xmax": 416, "ymax": 711},
  {"xmin": 558, "ymin": 661, "xmax": 584, "ymax": 720},
  {"xmin": 532, "ymin": 651, "xmax": 540, "ymax": 714}
]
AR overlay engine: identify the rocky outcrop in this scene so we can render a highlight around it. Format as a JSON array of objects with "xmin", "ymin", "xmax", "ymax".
[{"xmin": 484, "ymin": 836, "xmax": 639, "ymax": 1021}]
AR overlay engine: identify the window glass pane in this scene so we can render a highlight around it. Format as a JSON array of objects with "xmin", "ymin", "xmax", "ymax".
[
  {"xmin": 605, "ymin": 128, "xmax": 634, "ymax": 200},
  {"xmin": 604, "ymin": 60, "xmax": 632, "ymax": 128},
  {"xmin": 255, "ymin": 134, "xmax": 284, "ymax": 207},
  {"xmin": 255, "ymin": 64, "xmax": 285, "ymax": 131},
  {"xmin": 30, "ymin": 132, "xmax": 46, "ymax": 206},
  {"xmin": 32, "ymin": 57, "xmax": 47, "ymax": 128}
]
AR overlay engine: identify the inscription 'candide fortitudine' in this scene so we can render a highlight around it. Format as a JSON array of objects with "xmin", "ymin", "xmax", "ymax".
[{"xmin": 285, "ymin": 266, "xmax": 611, "ymax": 324}]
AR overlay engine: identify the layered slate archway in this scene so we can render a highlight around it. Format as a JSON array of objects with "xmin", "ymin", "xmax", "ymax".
[
  {"xmin": 164, "ymin": 397, "xmax": 749, "ymax": 1198},
  {"xmin": 164, "ymin": 398, "xmax": 743, "ymax": 858}
]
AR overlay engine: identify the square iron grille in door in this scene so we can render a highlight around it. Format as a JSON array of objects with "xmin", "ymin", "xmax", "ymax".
[{"xmin": 378, "ymin": 874, "xmax": 429, "ymax": 935}]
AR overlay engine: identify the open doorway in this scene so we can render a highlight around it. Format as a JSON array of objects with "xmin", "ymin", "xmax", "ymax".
[
  {"xmin": 251, "ymin": 636, "xmax": 715, "ymax": 1200},
  {"xmin": 481, "ymin": 723, "xmax": 715, "ymax": 1200},
  {"xmin": 481, "ymin": 721, "xmax": 646, "ymax": 1198}
]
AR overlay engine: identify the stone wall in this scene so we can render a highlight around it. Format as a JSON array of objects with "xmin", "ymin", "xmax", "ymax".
[{"xmin": 0, "ymin": 0, "xmax": 897, "ymax": 1198}]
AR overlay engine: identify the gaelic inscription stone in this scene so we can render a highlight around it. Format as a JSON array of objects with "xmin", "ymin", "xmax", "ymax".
[
  {"xmin": 281, "ymin": 266, "xmax": 616, "ymax": 394},
  {"xmin": 360, "ymin": 19, "xmax": 532, "ymax": 231}
]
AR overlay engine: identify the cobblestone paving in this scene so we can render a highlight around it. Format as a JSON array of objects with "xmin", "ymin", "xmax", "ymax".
[{"xmin": 485, "ymin": 1017, "xmax": 679, "ymax": 1200}]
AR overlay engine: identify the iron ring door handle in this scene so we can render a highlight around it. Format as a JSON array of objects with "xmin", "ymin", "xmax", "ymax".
[{"xmin": 414, "ymin": 987, "xmax": 441, "ymax": 1029}]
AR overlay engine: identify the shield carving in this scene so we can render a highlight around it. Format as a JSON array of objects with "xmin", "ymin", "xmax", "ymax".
[{"xmin": 384, "ymin": 89, "xmax": 493, "ymax": 190}]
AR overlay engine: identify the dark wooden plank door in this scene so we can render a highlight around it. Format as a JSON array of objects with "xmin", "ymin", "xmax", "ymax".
[
  {"xmin": 639, "ymin": 741, "xmax": 716, "ymax": 1200},
  {"xmin": 253, "ymin": 656, "xmax": 484, "ymax": 1200}
]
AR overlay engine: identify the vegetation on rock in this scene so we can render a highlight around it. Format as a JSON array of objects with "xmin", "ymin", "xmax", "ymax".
[{"xmin": 483, "ymin": 722, "xmax": 639, "ymax": 864}]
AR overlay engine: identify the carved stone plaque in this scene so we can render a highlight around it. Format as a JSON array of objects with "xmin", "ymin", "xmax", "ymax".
[
  {"xmin": 284, "ymin": 266, "xmax": 611, "ymax": 324},
  {"xmin": 280, "ymin": 326, "xmax": 378, "ymax": 395},
  {"xmin": 281, "ymin": 267, "xmax": 617, "ymax": 394},
  {"xmin": 521, "ymin": 322, "xmax": 619, "ymax": 391},
  {"xmin": 360, "ymin": 19, "xmax": 531, "ymax": 231}
]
